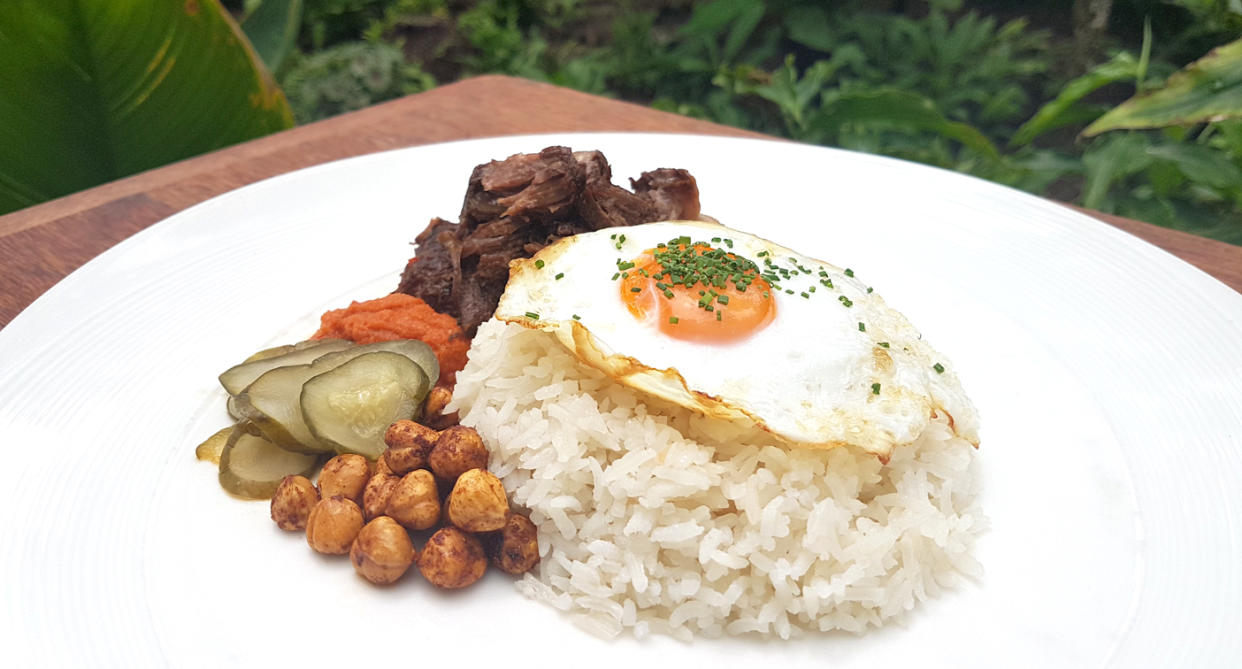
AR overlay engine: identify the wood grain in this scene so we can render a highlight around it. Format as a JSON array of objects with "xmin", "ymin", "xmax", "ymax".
[{"xmin": 1, "ymin": 75, "xmax": 1238, "ymax": 328}]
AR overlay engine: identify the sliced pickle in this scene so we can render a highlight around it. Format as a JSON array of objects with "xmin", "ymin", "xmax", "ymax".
[
  {"xmin": 296, "ymin": 338, "xmax": 347, "ymax": 349},
  {"xmin": 226, "ymin": 395, "xmax": 245, "ymax": 421},
  {"xmin": 218, "ymin": 339, "xmax": 353, "ymax": 396},
  {"xmin": 302, "ymin": 351, "xmax": 430, "ymax": 459},
  {"xmin": 218, "ymin": 424, "xmax": 319, "ymax": 500},
  {"xmin": 236, "ymin": 364, "xmax": 333, "ymax": 453},
  {"xmin": 241, "ymin": 344, "xmax": 296, "ymax": 364},
  {"xmin": 194, "ymin": 426, "xmax": 234, "ymax": 465},
  {"xmin": 311, "ymin": 339, "xmax": 439, "ymax": 385}
]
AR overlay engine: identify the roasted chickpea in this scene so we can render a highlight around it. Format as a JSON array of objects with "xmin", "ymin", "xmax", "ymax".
[
  {"xmin": 428, "ymin": 425, "xmax": 489, "ymax": 481},
  {"xmin": 423, "ymin": 386, "xmax": 458, "ymax": 429},
  {"xmin": 446, "ymin": 468, "xmax": 509, "ymax": 532},
  {"xmin": 306, "ymin": 495, "xmax": 365, "ymax": 554},
  {"xmin": 270, "ymin": 475, "xmax": 319, "ymax": 531},
  {"xmin": 418, "ymin": 526, "xmax": 487, "ymax": 589},
  {"xmin": 318, "ymin": 454, "xmax": 370, "ymax": 504},
  {"xmin": 362, "ymin": 472, "xmax": 400, "ymax": 521},
  {"xmin": 374, "ymin": 453, "xmax": 395, "ymax": 478},
  {"xmin": 490, "ymin": 514, "xmax": 540, "ymax": 575},
  {"xmin": 350, "ymin": 516, "xmax": 416, "ymax": 585},
  {"xmin": 382, "ymin": 420, "xmax": 437, "ymax": 476},
  {"xmin": 385, "ymin": 470, "xmax": 440, "ymax": 531}
]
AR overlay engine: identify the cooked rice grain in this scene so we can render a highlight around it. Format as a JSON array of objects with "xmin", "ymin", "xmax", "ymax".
[{"xmin": 451, "ymin": 319, "xmax": 985, "ymax": 639}]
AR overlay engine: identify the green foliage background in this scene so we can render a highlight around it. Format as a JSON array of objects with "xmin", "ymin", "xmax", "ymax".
[
  {"xmin": 210, "ymin": 2, "xmax": 1242, "ymax": 244},
  {"xmin": 0, "ymin": 0, "xmax": 293, "ymax": 213}
]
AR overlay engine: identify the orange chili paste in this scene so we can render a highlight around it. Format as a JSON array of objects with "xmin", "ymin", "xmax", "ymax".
[{"xmin": 312, "ymin": 293, "xmax": 469, "ymax": 386}]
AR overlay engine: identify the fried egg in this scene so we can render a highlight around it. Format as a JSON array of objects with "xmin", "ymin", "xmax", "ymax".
[{"xmin": 493, "ymin": 220, "xmax": 978, "ymax": 459}]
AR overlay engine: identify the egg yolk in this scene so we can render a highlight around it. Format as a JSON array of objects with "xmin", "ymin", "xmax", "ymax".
[{"xmin": 619, "ymin": 241, "xmax": 775, "ymax": 342}]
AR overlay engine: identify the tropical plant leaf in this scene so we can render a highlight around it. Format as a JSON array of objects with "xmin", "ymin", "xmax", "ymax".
[
  {"xmin": 1081, "ymin": 133, "xmax": 1155, "ymax": 209},
  {"xmin": 1085, "ymin": 37, "xmax": 1242, "ymax": 135},
  {"xmin": 1146, "ymin": 141, "xmax": 1242, "ymax": 190},
  {"xmin": 242, "ymin": 0, "xmax": 305, "ymax": 72},
  {"xmin": 678, "ymin": 0, "xmax": 767, "ymax": 68},
  {"xmin": 0, "ymin": 0, "xmax": 294, "ymax": 214},
  {"xmin": 1011, "ymin": 52, "xmax": 1140, "ymax": 146},
  {"xmin": 814, "ymin": 89, "xmax": 1000, "ymax": 159}
]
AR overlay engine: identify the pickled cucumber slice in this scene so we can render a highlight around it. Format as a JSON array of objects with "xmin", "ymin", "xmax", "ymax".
[
  {"xmin": 218, "ymin": 339, "xmax": 352, "ymax": 396},
  {"xmin": 236, "ymin": 364, "xmax": 333, "ymax": 454},
  {"xmin": 226, "ymin": 395, "xmax": 245, "ymax": 421},
  {"xmin": 218, "ymin": 424, "xmax": 319, "ymax": 500},
  {"xmin": 302, "ymin": 351, "xmax": 430, "ymax": 459},
  {"xmin": 311, "ymin": 339, "xmax": 439, "ymax": 386},
  {"xmin": 241, "ymin": 344, "xmax": 296, "ymax": 364},
  {"xmin": 194, "ymin": 426, "xmax": 234, "ymax": 465}
]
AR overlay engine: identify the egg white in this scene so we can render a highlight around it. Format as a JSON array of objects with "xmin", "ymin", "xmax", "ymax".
[{"xmin": 493, "ymin": 220, "xmax": 978, "ymax": 459}]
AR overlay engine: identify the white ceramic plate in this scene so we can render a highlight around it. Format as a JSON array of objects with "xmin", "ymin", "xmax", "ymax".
[{"xmin": 2, "ymin": 134, "xmax": 1240, "ymax": 667}]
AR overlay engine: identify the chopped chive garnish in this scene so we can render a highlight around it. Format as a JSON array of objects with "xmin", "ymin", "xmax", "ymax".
[
  {"xmin": 663, "ymin": 290, "xmax": 674, "ymax": 298},
  {"xmin": 878, "ymin": 342, "xmax": 890, "ymax": 348},
  {"xmin": 858, "ymin": 322, "xmax": 866, "ymax": 332},
  {"xmin": 611, "ymin": 272, "xmax": 620, "ymax": 281},
  {"xmin": 668, "ymin": 316, "xmax": 679, "ymax": 324},
  {"xmin": 525, "ymin": 312, "xmax": 539, "ymax": 320},
  {"xmin": 844, "ymin": 268, "xmax": 854, "ymax": 277},
  {"xmin": 534, "ymin": 259, "xmax": 545, "ymax": 269},
  {"xmin": 716, "ymin": 310, "xmax": 722, "ymax": 321},
  {"xmin": 871, "ymin": 383, "xmax": 881, "ymax": 395},
  {"xmin": 711, "ymin": 237, "xmax": 721, "ymax": 243},
  {"xmin": 630, "ymin": 287, "xmax": 642, "ymax": 293},
  {"xmin": 933, "ymin": 363, "xmax": 945, "ymax": 374},
  {"xmin": 800, "ymin": 292, "xmax": 809, "ymax": 298},
  {"xmin": 555, "ymin": 272, "xmax": 564, "ymax": 280},
  {"xmin": 838, "ymin": 296, "xmax": 853, "ymax": 307},
  {"xmin": 572, "ymin": 314, "xmax": 580, "ymax": 320},
  {"xmin": 866, "ymin": 287, "xmax": 873, "ymax": 293},
  {"xmin": 717, "ymin": 295, "xmax": 730, "ymax": 305}
]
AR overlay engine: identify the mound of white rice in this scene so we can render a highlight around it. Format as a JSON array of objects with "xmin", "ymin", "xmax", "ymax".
[{"xmin": 450, "ymin": 319, "xmax": 985, "ymax": 640}]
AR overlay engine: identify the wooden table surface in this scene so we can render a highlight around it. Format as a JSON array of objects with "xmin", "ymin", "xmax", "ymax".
[{"xmin": 2, "ymin": 75, "xmax": 1240, "ymax": 329}]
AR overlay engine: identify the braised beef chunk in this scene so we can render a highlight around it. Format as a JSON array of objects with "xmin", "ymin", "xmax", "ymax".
[
  {"xmin": 396, "ymin": 218, "xmax": 459, "ymax": 315},
  {"xmin": 572, "ymin": 150, "xmax": 612, "ymax": 186},
  {"xmin": 396, "ymin": 147, "xmax": 701, "ymax": 335},
  {"xmin": 631, "ymin": 168, "xmax": 701, "ymax": 221},
  {"xmin": 460, "ymin": 146, "xmax": 583, "ymax": 229},
  {"xmin": 577, "ymin": 183, "xmax": 659, "ymax": 231}
]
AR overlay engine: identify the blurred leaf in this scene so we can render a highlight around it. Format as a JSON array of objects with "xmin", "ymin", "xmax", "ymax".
[
  {"xmin": 678, "ymin": 0, "xmax": 766, "ymax": 68},
  {"xmin": 1146, "ymin": 141, "xmax": 1242, "ymax": 189},
  {"xmin": 243, "ymin": 0, "xmax": 305, "ymax": 71},
  {"xmin": 1012, "ymin": 52, "xmax": 1140, "ymax": 146},
  {"xmin": 0, "ymin": 0, "xmax": 293, "ymax": 214},
  {"xmin": 280, "ymin": 40, "xmax": 419, "ymax": 121},
  {"xmin": 815, "ymin": 89, "xmax": 1000, "ymax": 159},
  {"xmin": 783, "ymin": 5, "xmax": 833, "ymax": 52},
  {"xmin": 1081, "ymin": 133, "xmax": 1154, "ymax": 209},
  {"xmin": 1086, "ymin": 37, "xmax": 1242, "ymax": 135},
  {"xmin": 722, "ymin": 54, "xmax": 856, "ymax": 136}
]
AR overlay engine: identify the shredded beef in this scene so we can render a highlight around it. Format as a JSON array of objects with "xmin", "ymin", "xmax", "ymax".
[
  {"xmin": 631, "ymin": 168, "xmax": 701, "ymax": 221},
  {"xmin": 395, "ymin": 146, "xmax": 701, "ymax": 336}
]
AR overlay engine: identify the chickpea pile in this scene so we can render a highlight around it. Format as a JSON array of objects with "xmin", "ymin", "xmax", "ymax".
[{"xmin": 269, "ymin": 402, "xmax": 539, "ymax": 589}]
